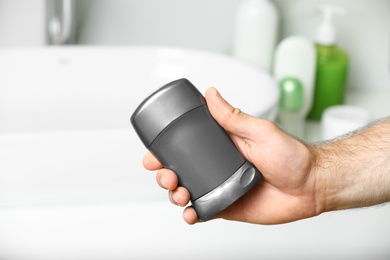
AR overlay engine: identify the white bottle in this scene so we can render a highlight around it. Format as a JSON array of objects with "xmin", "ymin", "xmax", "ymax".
[
  {"xmin": 273, "ymin": 36, "xmax": 317, "ymax": 116},
  {"xmin": 232, "ymin": 0, "xmax": 279, "ymax": 73}
]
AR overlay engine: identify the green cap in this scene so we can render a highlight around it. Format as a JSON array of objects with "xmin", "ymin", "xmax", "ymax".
[{"xmin": 278, "ymin": 77, "xmax": 304, "ymax": 111}]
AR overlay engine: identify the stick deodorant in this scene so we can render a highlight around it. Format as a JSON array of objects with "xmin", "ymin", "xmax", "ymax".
[{"xmin": 131, "ymin": 79, "xmax": 262, "ymax": 221}]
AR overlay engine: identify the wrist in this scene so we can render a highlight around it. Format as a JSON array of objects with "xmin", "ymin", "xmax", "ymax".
[
  {"xmin": 310, "ymin": 140, "xmax": 361, "ymax": 214},
  {"xmin": 308, "ymin": 144, "xmax": 329, "ymax": 215},
  {"xmin": 309, "ymin": 122, "xmax": 390, "ymax": 214}
]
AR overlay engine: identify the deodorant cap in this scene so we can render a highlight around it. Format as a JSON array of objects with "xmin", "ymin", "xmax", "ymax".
[{"xmin": 131, "ymin": 79, "xmax": 206, "ymax": 147}]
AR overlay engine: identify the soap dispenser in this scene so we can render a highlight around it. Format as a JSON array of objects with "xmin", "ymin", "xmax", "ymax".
[
  {"xmin": 307, "ymin": 5, "xmax": 349, "ymax": 120},
  {"xmin": 232, "ymin": 0, "xmax": 279, "ymax": 73}
]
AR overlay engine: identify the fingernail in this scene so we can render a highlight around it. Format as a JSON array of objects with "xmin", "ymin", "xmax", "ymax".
[
  {"xmin": 213, "ymin": 87, "xmax": 221, "ymax": 98},
  {"xmin": 169, "ymin": 191, "xmax": 178, "ymax": 206},
  {"xmin": 157, "ymin": 173, "xmax": 167, "ymax": 190},
  {"xmin": 160, "ymin": 175, "xmax": 167, "ymax": 189}
]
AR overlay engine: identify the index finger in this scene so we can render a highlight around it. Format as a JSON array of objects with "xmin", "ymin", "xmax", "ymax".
[{"xmin": 142, "ymin": 151, "xmax": 163, "ymax": 170}]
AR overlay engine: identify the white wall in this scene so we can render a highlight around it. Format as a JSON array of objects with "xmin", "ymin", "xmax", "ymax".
[
  {"xmin": 0, "ymin": 0, "xmax": 45, "ymax": 46},
  {"xmin": 76, "ymin": 0, "xmax": 240, "ymax": 52},
  {"xmin": 0, "ymin": 0, "xmax": 389, "ymax": 90}
]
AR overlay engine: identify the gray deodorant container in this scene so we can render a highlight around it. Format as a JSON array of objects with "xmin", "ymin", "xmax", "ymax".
[{"xmin": 131, "ymin": 78, "xmax": 262, "ymax": 221}]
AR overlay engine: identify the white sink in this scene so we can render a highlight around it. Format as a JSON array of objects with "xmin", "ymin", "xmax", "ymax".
[
  {"xmin": 0, "ymin": 47, "xmax": 388, "ymax": 260},
  {"xmin": 0, "ymin": 46, "xmax": 279, "ymax": 207},
  {"xmin": 0, "ymin": 46, "xmax": 278, "ymax": 135}
]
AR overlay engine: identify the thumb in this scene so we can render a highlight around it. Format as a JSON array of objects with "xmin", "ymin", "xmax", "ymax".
[
  {"xmin": 205, "ymin": 87, "xmax": 259, "ymax": 138},
  {"xmin": 205, "ymin": 87, "xmax": 283, "ymax": 172}
]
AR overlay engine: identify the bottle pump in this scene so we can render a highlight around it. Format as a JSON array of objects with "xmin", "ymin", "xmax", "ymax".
[{"xmin": 315, "ymin": 5, "xmax": 346, "ymax": 46}]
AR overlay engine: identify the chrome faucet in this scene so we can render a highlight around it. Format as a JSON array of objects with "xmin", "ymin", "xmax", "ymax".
[{"xmin": 46, "ymin": 0, "xmax": 75, "ymax": 45}]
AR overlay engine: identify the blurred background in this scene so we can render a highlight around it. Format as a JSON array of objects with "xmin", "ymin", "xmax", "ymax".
[
  {"xmin": 0, "ymin": 1, "xmax": 389, "ymax": 259},
  {"xmin": 0, "ymin": 0, "xmax": 389, "ymax": 92}
]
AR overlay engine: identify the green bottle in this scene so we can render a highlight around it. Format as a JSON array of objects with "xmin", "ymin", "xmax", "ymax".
[{"xmin": 307, "ymin": 5, "xmax": 349, "ymax": 120}]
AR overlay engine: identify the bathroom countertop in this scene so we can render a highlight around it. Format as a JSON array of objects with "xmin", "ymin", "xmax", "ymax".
[{"xmin": 304, "ymin": 88, "xmax": 390, "ymax": 142}]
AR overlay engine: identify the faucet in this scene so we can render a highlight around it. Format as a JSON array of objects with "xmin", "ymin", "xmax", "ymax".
[{"xmin": 46, "ymin": 0, "xmax": 75, "ymax": 45}]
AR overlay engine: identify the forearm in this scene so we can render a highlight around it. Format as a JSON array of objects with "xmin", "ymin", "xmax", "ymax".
[{"xmin": 312, "ymin": 117, "xmax": 390, "ymax": 213}]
